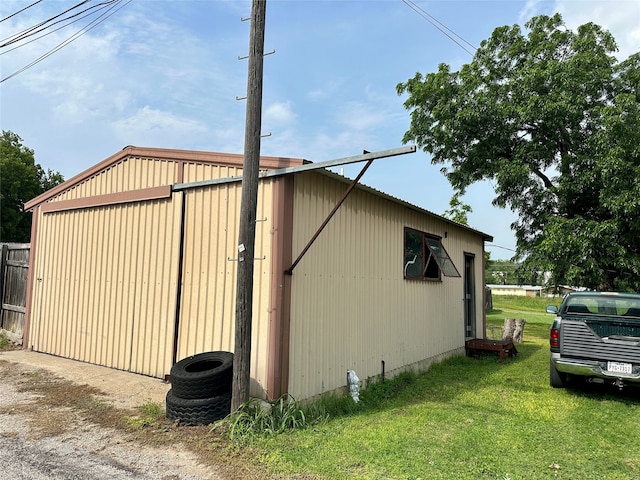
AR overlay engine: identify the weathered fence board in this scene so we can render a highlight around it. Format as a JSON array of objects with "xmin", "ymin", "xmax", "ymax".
[{"xmin": 0, "ymin": 243, "xmax": 30, "ymax": 344}]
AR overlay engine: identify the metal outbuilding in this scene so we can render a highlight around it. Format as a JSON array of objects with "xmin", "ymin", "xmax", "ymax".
[{"xmin": 23, "ymin": 146, "xmax": 492, "ymax": 401}]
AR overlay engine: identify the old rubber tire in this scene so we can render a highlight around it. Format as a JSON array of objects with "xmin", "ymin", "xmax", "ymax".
[
  {"xmin": 170, "ymin": 351, "xmax": 233, "ymax": 399},
  {"xmin": 550, "ymin": 360, "xmax": 566, "ymax": 388},
  {"xmin": 165, "ymin": 389, "xmax": 231, "ymax": 425}
]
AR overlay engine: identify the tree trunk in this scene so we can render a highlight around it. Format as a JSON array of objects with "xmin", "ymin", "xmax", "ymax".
[
  {"xmin": 513, "ymin": 318, "xmax": 526, "ymax": 343},
  {"xmin": 502, "ymin": 318, "xmax": 516, "ymax": 342},
  {"xmin": 485, "ymin": 287, "xmax": 493, "ymax": 312}
]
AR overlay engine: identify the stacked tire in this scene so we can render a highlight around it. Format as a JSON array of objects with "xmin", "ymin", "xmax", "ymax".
[{"xmin": 166, "ymin": 351, "xmax": 233, "ymax": 426}]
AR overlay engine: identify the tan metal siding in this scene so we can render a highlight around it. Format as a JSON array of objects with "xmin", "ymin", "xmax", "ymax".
[
  {"xmin": 29, "ymin": 196, "xmax": 182, "ymax": 378},
  {"xmin": 51, "ymin": 158, "xmax": 178, "ymax": 202},
  {"xmin": 288, "ymin": 172, "xmax": 486, "ymax": 399},
  {"xmin": 177, "ymin": 178, "xmax": 275, "ymax": 397},
  {"xmin": 25, "ymin": 151, "xmax": 303, "ymax": 386},
  {"xmin": 182, "ymin": 163, "xmax": 243, "ymax": 183}
]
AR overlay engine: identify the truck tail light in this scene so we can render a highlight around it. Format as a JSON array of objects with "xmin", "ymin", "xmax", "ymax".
[{"xmin": 550, "ymin": 327, "xmax": 560, "ymax": 349}]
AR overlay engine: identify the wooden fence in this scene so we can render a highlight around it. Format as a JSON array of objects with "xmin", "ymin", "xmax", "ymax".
[{"xmin": 0, "ymin": 243, "xmax": 30, "ymax": 344}]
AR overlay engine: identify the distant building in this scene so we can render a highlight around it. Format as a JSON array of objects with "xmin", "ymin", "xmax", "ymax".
[{"xmin": 487, "ymin": 284, "xmax": 543, "ymax": 297}]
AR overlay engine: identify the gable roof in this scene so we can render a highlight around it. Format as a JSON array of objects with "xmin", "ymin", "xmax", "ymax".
[
  {"xmin": 24, "ymin": 145, "xmax": 304, "ymax": 211},
  {"xmin": 24, "ymin": 145, "xmax": 492, "ymax": 242}
]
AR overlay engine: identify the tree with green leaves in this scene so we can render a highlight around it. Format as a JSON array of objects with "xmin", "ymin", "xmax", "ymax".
[
  {"xmin": 1, "ymin": 131, "xmax": 64, "ymax": 242},
  {"xmin": 443, "ymin": 192, "xmax": 472, "ymax": 225},
  {"xmin": 397, "ymin": 14, "xmax": 640, "ymax": 292},
  {"xmin": 486, "ymin": 258, "xmax": 523, "ymax": 285}
]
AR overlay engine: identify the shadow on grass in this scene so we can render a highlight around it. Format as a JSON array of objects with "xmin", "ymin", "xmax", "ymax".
[
  {"xmin": 342, "ymin": 340, "xmax": 546, "ymax": 416},
  {"xmin": 561, "ymin": 378, "xmax": 640, "ymax": 404},
  {"xmin": 315, "ymin": 301, "xmax": 552, "ymax": 420}
]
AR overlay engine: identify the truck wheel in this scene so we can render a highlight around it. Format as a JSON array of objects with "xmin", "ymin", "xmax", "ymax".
[
  {"xmin": 170, "ymin": 351, "xmax": 233, "ymax": 399},
  {"xmin": 550, "ymin": 360, "xmax": 567, "ymax": 388}
]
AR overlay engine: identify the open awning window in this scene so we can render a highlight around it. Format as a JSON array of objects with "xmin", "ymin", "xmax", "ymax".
[
  {"xmin": 425, "ymin": 237, "xmax": 460, "ymax": 277},
  {"xmin": 404, "ymin": 227, "xmax": 460, "ymax": 280}
]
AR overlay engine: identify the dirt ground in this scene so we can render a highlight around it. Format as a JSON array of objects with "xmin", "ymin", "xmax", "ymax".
[
  {"xmin": 0, "ymin": 348, "xmax": 283, "ymax": 480},
  {"xmin": 1, "ymin": 349, "xmax": 172, "ymax": 409}
]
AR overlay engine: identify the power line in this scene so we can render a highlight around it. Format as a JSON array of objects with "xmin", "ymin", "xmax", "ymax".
[
  {"xmin": 1, "ymin": 0, "xmax": 132, "ymax": 83},
  {"xmin": 1, "ymin": 0, "xmax": 119, "ymax": 48},
  {"xmin": 0, "ymin": 0, "xmax": 43, "ymax": 23},
  {"xmin": 486, "ymin": 243, "xmax": 517, "ymax": 253},
  {"xmin": 1, "ymin": 1, "xmax": 92, "ymax": 47},
  {"xmin": 0, "ymin": 0, "xmax": 132, "ymax": 83},
  {"xmin": 0, "ymin": 2, "xmax": 120, "ymax": 56},
  {"xmin": 401, "ymin": 0, "xmax": 476, "ymax": 57}
]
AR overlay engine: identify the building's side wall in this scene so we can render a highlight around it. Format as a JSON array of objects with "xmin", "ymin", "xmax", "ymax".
[
  {"xmin": 288, "ymin": 172, "xmax": 486, "ymax": 400},
  {"xmin": 176, "ymin": 166, "xmax": 276, "ymax": 398},
  {"xmin": 29, "ymin": 196, "xmax": 183, "ymax": 378}
]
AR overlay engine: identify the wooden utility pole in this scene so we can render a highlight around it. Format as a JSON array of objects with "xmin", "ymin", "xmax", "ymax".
[{"xmin": 231, "ymin": 0, "xmax": 267, "ymax": 412}]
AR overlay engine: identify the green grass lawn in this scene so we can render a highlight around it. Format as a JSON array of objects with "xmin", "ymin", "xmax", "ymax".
[{"xmin": 247, "ymin": 295, "xmax": 640, "ymax": 480}]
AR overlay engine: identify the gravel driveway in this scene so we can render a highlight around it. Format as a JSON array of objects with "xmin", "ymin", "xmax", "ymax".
[{"xmin": 0, "ymin": 352, "xmax": 223, "ymax": 480}]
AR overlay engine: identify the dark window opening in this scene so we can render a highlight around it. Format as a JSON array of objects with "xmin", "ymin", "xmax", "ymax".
[{"xmin": 404, "ymin": 227, "xmax": 460, "ymax": 280}]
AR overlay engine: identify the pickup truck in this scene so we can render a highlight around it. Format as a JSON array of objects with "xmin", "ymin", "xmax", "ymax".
[{"xmin": 547, "ymin": 291, "xmax": 640, "ymax": 389}]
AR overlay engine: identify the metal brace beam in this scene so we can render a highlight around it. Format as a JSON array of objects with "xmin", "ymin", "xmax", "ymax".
[
  {"xmin": 285, "ymin": 158, "xmax": 374, "ymax": 275},
  {"xmin": 171, "ymin": 145, "xmax": 416, "ymax": 192}
]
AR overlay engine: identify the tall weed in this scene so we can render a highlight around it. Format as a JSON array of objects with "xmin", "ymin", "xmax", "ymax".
[
  {"xmin": 0, "ymin": 332, "xmax": 14, "ymax": 350},
  {"xmin": 220, "ymin": 370, "xmax": 427, "ymax": 440},
  {"xmin": 224, "ymin": 395, "xmax": 310, "ymax": 439}
]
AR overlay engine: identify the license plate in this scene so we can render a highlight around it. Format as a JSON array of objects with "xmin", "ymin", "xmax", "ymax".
[{"xmin": 607, "ymin": 361, "xmax": 633, "ymax": 374}]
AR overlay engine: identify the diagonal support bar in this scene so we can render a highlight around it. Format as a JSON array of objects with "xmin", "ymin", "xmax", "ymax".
[{"xmin": 285, "ymin": 158, "xmax": 375, "ymax": 275}]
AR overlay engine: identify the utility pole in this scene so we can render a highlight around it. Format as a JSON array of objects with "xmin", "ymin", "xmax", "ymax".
[{"xmin": 231, "ymin": 0, "xmax": 267, "ymax": 412}]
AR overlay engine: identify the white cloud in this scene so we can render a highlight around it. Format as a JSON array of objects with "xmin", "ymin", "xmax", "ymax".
[
  {"xmin": 307, "ymin": 78, "xmax": 345, "ymax": 101},
  {"xmin": 111, "ymin": 106, "xmax": 207, "ymax": 144},
  {"xmin": 261, "ymin": 126, "xmax": 378, "ymax": 164},
  {"xmin": 309, "ymin": 130, "xmax": 377, "ymax": 158},
  {"xmin": 519, "ymin": 0, "xmax": 546, "ymax": 24},
  {"xmin": 336, "ymin": 101, "xmax": 390, "ymax": 132},
  {"xmin": 264, "ymin": 101, "xmax": 297, "ymax": 126}
]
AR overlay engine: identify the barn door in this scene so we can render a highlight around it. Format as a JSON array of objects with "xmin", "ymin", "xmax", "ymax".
[
  {"xmin": 29, "ymin": 198, "xmax": 181, "ymax": 379},
  {"xmin": 464, "ymin": 253, "xmax": 475, "ymax": 338}
]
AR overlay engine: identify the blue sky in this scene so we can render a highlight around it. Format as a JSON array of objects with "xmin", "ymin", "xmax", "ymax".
[{"xmin": 1, "ymin": 0, "xmax": 639, "ymax": 259}]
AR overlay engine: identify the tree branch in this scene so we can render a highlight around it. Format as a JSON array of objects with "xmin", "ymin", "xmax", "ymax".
[{"xmin": 532, "ymin": 167, "xmax": 554, "ymax": 189}]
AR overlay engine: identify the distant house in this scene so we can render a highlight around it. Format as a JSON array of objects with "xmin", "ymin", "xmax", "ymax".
[
  {"xmin": 542, "ymin": 285, "xmax": 589, "ymax": 297},
  {"xmin": 24, "ymin": 146, "xmax": 492, "ymax": 400},
  {"xmin": 487, "ymin": 284, "xmax": 543, "ymax": 297}
]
